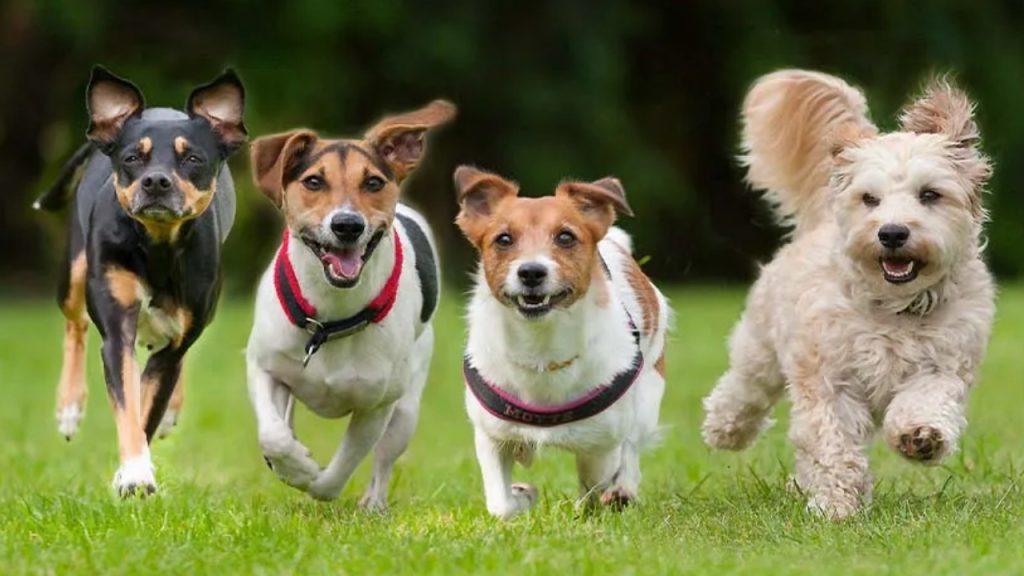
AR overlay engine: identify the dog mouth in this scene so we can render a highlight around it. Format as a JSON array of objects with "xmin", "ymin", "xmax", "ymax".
[
  {"xmin": 508, "ymin": 290, "xmax": 572, "ymax": 319},
  {"xmin": 880, "ymin": 257, "xmax": 922, "ymax": 284},
  {"xmin": 302, "ymin": 228, "xmax": 385, "ymax": 287}
]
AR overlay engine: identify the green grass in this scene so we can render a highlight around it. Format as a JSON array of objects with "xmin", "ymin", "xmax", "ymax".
[{"xmin": 1, "ymin": 287, "xmax": 1022, "ymax": 575}]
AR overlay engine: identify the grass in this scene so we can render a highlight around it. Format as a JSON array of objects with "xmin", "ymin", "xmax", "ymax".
[{"xmin": 0, "ymin": 286, "xmax": 1022, "ymax": 575}]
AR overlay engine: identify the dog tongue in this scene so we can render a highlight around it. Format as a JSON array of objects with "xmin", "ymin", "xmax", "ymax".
[{"xmin": 322, "ymin": 249, "xmax": 362, "ymax": 279}]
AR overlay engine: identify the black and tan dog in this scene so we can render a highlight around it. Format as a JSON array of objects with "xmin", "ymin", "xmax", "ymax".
[{"xmin": 35, "ymin": 67, "xmax": 246, "ymax": 496}]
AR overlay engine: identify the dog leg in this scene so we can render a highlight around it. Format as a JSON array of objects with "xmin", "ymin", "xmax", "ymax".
[
  {"xmin": 249, "ymin": 363, "xmax": 320, "ymax": 490},
  {"xmin": 96, "ymin": 302, "xmax": 155, "ymax": 497},
  {"xmin": 576, "ymin": 445, "xmax": 629, "ymax": 510},
  {"xmin": 789, "ymin": 383, "xmax": 873, "ymax": 520},
  {"xmin": 359, "ymin": 326, "xmax": 432, "ymax": 511},
  {"xmin": 142, "ymin": 355, "xmax": 186, "ymax": 440},
  {"xmin": 883, "ymin": 373, "xmax": 967, "ymax": 464},
  {"xmin": 702, "ymin": 316, "xmax": 785, "ymax": 450},
  {"xmin": 475, "ymin": 429, "xmax": 536, "ymax": 519},
  {"xmin": 307, "ymin": 406, "xmax": 394, "ymax": 501},
  {"xmin": 156, "ymin": 370, "xmax": 185, "ymax": 439},
  {"xmin": 55, "ymin": 250, "xmax": 89, "ymax": 440}
]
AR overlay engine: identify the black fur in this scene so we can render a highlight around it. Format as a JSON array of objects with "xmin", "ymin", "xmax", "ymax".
[{"xmin": 396, "ymin": 212, "xmax": 438, "ymax": 323}]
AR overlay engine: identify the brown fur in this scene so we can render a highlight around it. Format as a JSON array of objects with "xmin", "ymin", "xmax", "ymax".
[
  {"xmin": 139, "ymin": 137, "xmax": 152, "ymax": 156},
  {"xmin": 105, "ymin": 266, "xmax": 140, "ymax": 308},
  {"xmin": 114, "ymin": 345, "xmax": 146, "ymax": 460},
  {"xmin": 455, "ymin": 166, "xmax": 633, "ymax": 309},
  {"xmin": 174, "ymin": 136, "xmax": 189, "ymax": 156},
  {"xmin": 56, "ymin": 252, "xmax": 89, "ymax": 426},
  {"xmin": 654, "ymin": 352, "xmax": 666, "ymax": 377},
  {"xmin": 622, "ymin": 257, "xmax": 660, "ymax": 338}
]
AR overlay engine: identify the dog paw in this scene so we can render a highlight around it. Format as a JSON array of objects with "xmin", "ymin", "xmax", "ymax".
[
  {"xmin": 600, "ymin": 486, "xmax": 636, "ymax": 510},
  {"xmin": 112, "ymin": 454, "xmax": 157, "ymax": 498},
  {"xmin": 897, "ymin": 425, "xmax": 946, "ymax": 463},
  {"xmin": 154, "ymin": 409, "xmax": 179, "ymax": 439},
  {"xmin": 488, "ymin": 483, "xmax": 537, "ymax": 519},
  {"xmin": 260, "ymin": 428, "xmax": 321, "ymax": 490},
  {"xmin": 806, "ymin": 493, "xmax": 860, "ymax": 521},
  {"xmin": 56, "ymin": 404, "xmax": 84, "ymax": 441},
  {"xmin": 359, "ymin": 491, "xmax": 388, "ymax": 513}
]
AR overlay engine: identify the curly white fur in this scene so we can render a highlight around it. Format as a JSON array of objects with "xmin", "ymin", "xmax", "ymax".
[{"xmin": 702, "ymin": 70, "xmax": 995, "ymax": 519}]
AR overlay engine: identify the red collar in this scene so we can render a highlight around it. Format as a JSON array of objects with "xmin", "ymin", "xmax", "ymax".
[{"xmin": 274, "ymin": 228, "xmax": 403, "ymax": 365}]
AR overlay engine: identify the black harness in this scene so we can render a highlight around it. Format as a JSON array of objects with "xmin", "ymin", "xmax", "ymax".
[{"xmin": 463, "ymin": 256, "xmax": 644, "ymax": 427}]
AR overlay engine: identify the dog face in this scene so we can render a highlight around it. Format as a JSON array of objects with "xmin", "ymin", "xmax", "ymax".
[
  {"xmin": 455, "ymin": 166, "xmax": 632, "ymax": 319},
  {"xmin": 85, "ymin": 67, "xmax": 247, "ymax": 238},
  {"xmin": 251, "ymin": 101, "xmax": 455, "ymax": 288},
  {"xmin": 830, "ymin": 79, "xmax": 990, "ymax": 295}
]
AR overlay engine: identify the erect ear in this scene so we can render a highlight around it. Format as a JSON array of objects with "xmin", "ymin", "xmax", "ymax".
[
  {"xmin": 365, "ymin": 99, "xmax": 456, "ymax": 183},
  {"xmin": 899, "ymin": 76, "xmax": 992, "ymax": 214},
  {"xmin": 829, "ymin": 121, "xmax": 879, "ymax": 161},
  {"xmin": 556, "ymin": 177, "xmax": 633, "ymax": 238},
  {"xmin": 249, "ymin": 130, "xmax": 317, "ymax": 207},
  {"xmin": 187, "ymin": 69, "xmax": 248, "ymax": 155},
  {"xmin": 453, "ymin": 165, "xmax": 518, "ymax": 246},
  {"xmin": 86, "ymin": 66, "xmax": 144, "ymax": 153}
]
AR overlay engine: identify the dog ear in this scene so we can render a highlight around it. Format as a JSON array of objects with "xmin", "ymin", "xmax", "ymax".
[
  {"xmin": 187, "ymin": 69, "xmax": 248, "ymax": 155},
  {"xmin": 454, "ymin": 165, "xmax": 518, "ymax": 246},
  {"xmin": 899, "ymin": 76, "xmax": 992, "ymax": 216},
  {"xmin": 365, "ymin": 100, "xmax": 456, "ymax": 183},
  {"xmin": 250, "ymin": 130, "xmax": 317, "ymax": 206},
  {"xmin": 556, "ymin": 177, "xmax": 633, "ymax": 239},
  {"xmin": 86, "ymin": 66, "xmax": 144, "ymax": 153}
]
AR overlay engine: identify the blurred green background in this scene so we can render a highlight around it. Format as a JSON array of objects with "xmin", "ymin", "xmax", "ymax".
[{"xmin": 4, "ymin": 0, "xmax": 1022, "ymax": 293}]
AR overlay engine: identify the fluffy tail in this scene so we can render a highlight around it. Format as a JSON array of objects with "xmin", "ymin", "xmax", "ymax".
[
  {"xmin": 741, "ymin": 69, "xmax": 875, "ymax": 232},
  {"xmin": 33, "ymin": 142, "xmax": 94, "ymax": 212}
]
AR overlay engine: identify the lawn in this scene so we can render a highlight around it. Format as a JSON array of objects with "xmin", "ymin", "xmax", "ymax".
[{"xmin": 0, "ymin": 287, "xmax": 1021, "ymax": 575}]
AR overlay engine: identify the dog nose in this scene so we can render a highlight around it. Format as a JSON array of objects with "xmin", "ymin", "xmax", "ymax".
[
  {"xmin": 140, "ymin": 172, "xmax": 172, "ymax": 194},
  {"xmin": 877, "ymin": 223, "xmax": 910, "ymax": 248},
  {"xmin": 517, "ymin": 263, "xmax": 548, "ymax": 288},
  {"xmin": 330, "ymin": 213, "xmax": 366, "ymax": 242}
]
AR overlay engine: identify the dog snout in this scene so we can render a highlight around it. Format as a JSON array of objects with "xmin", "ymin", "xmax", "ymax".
[
  {"xmin": 517, "ymin": 263, "xmax": 548, "ymax": 289},
  {"xmin": 877, "ymin": 223, "xmax": 910, "ymax": 248},
  {"xmin": 140, "ymin": 172, "xmax": 173, "ymax": 195},
  {"xmin": 330, "ymin": 212, "xmax": 366, "ymax": 243}
]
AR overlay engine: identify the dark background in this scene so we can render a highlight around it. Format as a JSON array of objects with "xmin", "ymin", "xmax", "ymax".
[{"xmin": 4, "ymin": 0, "xmax": 1022, "ymax": 294}]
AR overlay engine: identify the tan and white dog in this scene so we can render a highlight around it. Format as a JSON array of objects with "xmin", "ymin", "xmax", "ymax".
[
  {"xmin": 245, "ymin": 100, "xmax": 454, "ymax": 508},
  {"xmin": 702, "ymin": 70, "xmax": 995, "ymax": 519},
  {"xmin": 454, "ymin": 166, "xmax": 668, "ymax": 519}
]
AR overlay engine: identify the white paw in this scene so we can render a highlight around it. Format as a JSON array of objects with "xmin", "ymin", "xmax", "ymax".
[
  {"xmin": 260, "ymin": 429, "xmax": 321, "ymax": 490},
  {"xmin": 56, "ymin": 404, "xmax": 84, "ymax": 441},
  {"xmin": 112, "ymin": 452, "xmax": 157, "ymax": 498},
  {"xmin": 306, "ymin": 474, "xmax": 342, "ymax": 501},
  {"xmin": 155, "ymin": 409, "xmax": 178, "ymax": 439},
  {"xmin": 488, "ymin": 483, "xmax": 537, "ymax": 520},
  {"xmin": 358, "ymin": 492, "xmax": 388, "ymax": 512}
]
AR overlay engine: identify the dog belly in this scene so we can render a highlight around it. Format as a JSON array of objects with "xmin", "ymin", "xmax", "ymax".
[{"xmin": 265, "ymin": 355, "xmax": 403, "ymax": 419}]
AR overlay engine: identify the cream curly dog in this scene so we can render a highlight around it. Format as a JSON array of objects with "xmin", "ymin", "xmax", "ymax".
[{"xmin": 701, "ymin": 69, "xmax": 995, "ymax": 519}]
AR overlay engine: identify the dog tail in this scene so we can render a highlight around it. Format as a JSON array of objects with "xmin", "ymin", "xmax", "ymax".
[
  {"xmin": 741, "ymin": 69, "xmax": 875, "ymax": 232},
  {"xmin": 33, "ymin": 142, "xmax": 94, "ymax": 212}
]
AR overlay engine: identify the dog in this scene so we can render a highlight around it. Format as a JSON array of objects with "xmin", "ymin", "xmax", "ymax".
[
  {"xmin": 453, "ymin": 166, "xmax": 668, "ymax": 519},
  {"xmin": 245, "ymin": 100, "xmax": 454, "ymax": 508},
  {"xmin": 35, "ymin": 66, "xmax": 247, "ymax": 496},
  {"xmin": 701, "ymin": 70, "xmax": 995, "ymax": 519}
]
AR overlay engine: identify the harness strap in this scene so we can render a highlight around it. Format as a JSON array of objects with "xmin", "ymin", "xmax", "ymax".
[{"xmin": 274, "ymin": 228, "xmax": 403, "ymax": 366}]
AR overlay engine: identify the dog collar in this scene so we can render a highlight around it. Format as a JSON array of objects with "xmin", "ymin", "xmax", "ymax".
[
  {"xmin": 898, "ymin": 288, "xmax": 940, "ymax": 317},
  {"xmin": 274, "ymin": 228, "xmax": 403, "ymax": 366}
]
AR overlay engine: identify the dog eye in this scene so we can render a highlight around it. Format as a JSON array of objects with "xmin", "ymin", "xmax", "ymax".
[
  {"xmin": 302, "ymin": 175, "xmax": 325, "ymax": 191},
  {"xmin": 919, "ymin": 189, "xmax": 941, "ymax": 204},
  {"xmin": 494, "ymin": 233, "xmax": 514, "ymax": 248},
  {"xmin": 862, "ymin": 193, "xmax": 880, "ymax": 208},
  {"xmin": 363, "ymin": 176, "xmax": 385, "ymax": 192},
  {"xmin": 555, "ymin": 230, "xmax": 577, "ymax": 248},
  {"xmin": 123, "ymin": 154, "xmax": 140, "ymax": 164},
  {"xmin": 186, "ymin": 154, "xmax": 203, "ymax": 164}
]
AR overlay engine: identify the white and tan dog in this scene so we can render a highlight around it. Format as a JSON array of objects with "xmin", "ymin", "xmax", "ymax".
[
  {"xmin": 245, "ymin": 100, "xmax": 454, "ymax": 508},
  {"xmin": 702, "ymin": 70, "xmax": 995, "ymax": 519},
  {"xmin": 455, "ymin": 166, "xmax": 668, "ymax": 519}
]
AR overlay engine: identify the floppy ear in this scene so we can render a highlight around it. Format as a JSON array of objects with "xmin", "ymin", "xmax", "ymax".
[
  {"xmin": 453, "ymin": 165, "xmax": 518, "ymax": 246},
  {"xmin": 86, "ymin": 66, "xmax": 144, "ymax": 153},
  {"xmin": 249, "ymin": 130, "xmax": 317, "ymax": 206},
  {"xmin": 556, "ymin": 177, "xmax": 633, "ymax": 239},
  {"xmin": 188, "ymin": 69, "xmax": 248, "ymax": 155},
  {"xmin": 899, "ymin": 76, "xmax": 991, "ymax": 216},
  {"xmin": 366, "ymin": 99, "xmax": 456, "ymax": 182}
]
